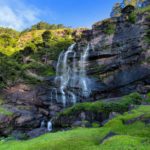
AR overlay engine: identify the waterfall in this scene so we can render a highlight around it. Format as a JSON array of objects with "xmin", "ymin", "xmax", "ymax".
[
  {"xmin": 68, "ymin": 91, "xmax": 77, "ymax": 104},
  {"xmin": 79, "ymin": 44, "xmax": 90, "ymax": 97},
  {"xmin": 55, "ymin": 44, "xmax": 76, "ymax": 106},
  {"xmin": 52, "ymin": 43, "xmax": 90, "ymax": 107},
  {"xmin": 71, "ymin": 52, "xmax": 77, "ymax": 87},
  {"xmin": 47, "ymin": 121, "xmax": 52, "ymax": 132},
  {"xmin": 59, "ymin": 44, "xmax": 75, "ymax": 106},
  {"xmin": 40, "ymin": 120, "xmax": 46, "ymax": 128}
]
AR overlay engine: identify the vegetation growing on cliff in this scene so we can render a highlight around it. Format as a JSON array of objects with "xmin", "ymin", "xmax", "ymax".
[
  {"xmin": 0, "ymin": 22, "xmax": 74, "ymax": 88},
  {"xmin": 104, "ymin": 24, "xmax": 116, "ymax": 35}
]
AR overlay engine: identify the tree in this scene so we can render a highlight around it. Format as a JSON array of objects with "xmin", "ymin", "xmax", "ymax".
[
  {"xmin": 123, "ymin": 0, "xmax": 146, "ymax": 7},
  {"xmin": 42, "ymin": 30, "xmax": 53, "ymax": 64},
  {"xmin": 30, "ymin": 22, "xmax": 67, "ymax": 31},
  {"xmin": 31, "ymin": 22, "xmax": 50, "ymax": 30},
  {"xmin": 111, "ymin": 3, "xmax": 122, "ymax": 17},
  {"xmin": 57, "ymin": 24, "xmax": 65, "ymax": 29},
  {"xmin": 111, "ymin": 0, "xmax": 146, "ymax": 17},
  {"xmin": 42, "ymin": 30, "xmax": 53, "ymax": 43}
]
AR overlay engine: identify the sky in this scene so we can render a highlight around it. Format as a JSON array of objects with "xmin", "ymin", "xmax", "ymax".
[{"xmin": 0, "ymin": 0, "xmax": 122, "ymax": 31}]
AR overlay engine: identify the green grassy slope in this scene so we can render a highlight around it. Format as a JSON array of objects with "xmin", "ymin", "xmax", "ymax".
[{"xmin": 0, "ymin": 105, "xmax": 150, "ymax": 150}]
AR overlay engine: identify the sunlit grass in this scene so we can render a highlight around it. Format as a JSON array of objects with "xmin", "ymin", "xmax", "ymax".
[{"xmin": 0, "ymin": 105, "xmax": 150, "ymax": 150}]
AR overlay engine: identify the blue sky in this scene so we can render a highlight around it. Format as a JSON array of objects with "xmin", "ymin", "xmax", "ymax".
[{"xmin": 0, "ymin": 0, "xmax": 122, "ymax": 31}]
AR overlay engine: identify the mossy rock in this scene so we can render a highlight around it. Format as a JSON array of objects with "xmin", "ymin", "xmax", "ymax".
[{"xmin": 59, "ymin": 92, "xmax": 142, "ymax": 117}]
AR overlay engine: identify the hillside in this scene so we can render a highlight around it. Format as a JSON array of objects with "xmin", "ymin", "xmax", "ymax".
[
  {"xmin": 0, "ymin": 25, "xmax": 83, "ymax": 88},
  {"xmin": 0, "ymin": 21, "xmax": 87, "ymax": 89},
  {"xmin": 18, "ymin": 28, "xmax": 74, "ymax": 48}
]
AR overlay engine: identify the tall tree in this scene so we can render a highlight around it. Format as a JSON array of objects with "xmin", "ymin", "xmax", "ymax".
[
  {"xmin": 111, "ymin": 3, "xmax": 122, "ymax": 17},
  {"xmin": 42, "ymin": 30, "xmax": 53, "ymax": 43},
  {"xmin": 42, "ymin": 30, "xmax": 53, "ymax": 64}
]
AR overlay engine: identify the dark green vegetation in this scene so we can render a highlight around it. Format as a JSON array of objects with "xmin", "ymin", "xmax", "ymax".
[
  {"xmin": 0, "ymin": 97, "xmax": 13, "ymax": 116},
  {"xmin": 0, "ymin": 104, "xmax": 150, "ymax": 150},
  {"xmin": 129, "ymin": 4, "xmax": 150, "ymax": 24},
  {"xmin": 102, "ymin": 20, "xmax": 116, "ymax": 35},
  {"xmin": 100, "ymin": 4, "xmax": 150, "ymax": 36},
  {"xmin": 128, "ymin": 11, "xmax": 137, "ymax": 23},
  {"xmin": 0, "ymin": 23, "xmax": 74, "ymax": 88}
]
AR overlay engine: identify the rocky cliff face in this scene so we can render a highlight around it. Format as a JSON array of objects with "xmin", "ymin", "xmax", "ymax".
[
  {"xmin": 0, "ymin": 8, "xmax": 150, "ymax": 137},
  {"xmin": 45, "ymin": 8, "xmax": 150, "ymax": 106},
  {"xmin": 74, "ymin": 10, "xmax": 150, "ymax": 99}
]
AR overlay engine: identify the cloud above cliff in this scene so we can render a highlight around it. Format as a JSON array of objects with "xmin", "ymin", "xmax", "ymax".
[{"xmin": 0, "ymin": 0, "xmax": 42, "ymax": 31}]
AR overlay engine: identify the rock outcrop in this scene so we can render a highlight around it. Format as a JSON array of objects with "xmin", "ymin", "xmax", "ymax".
[
  {"xmin": 74, "ymin": 9, "xmax": 150, "ymax": 99},
  {"xmin": 43, "ymin": 9, "xmax": 150, "ymax": 106},
  {"xmin": 0, "ymin": 84, "xmax": 62, "ymax": 136}
]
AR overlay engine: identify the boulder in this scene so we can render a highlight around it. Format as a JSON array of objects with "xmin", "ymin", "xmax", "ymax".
[{"xmin": 26, "ymin": 128, "xmax": 48, "ymax": 138}]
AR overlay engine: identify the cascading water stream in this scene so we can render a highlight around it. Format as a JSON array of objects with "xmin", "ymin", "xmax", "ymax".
[
  {"xmin": 47, "ymin": 121, "xmax": 52, "ymax": 132},
  {"xmin": 79, "ymin": 44, "xmax": 90, "ymax": 97},
  {"xmin": 55, "ymin": 44, "xmax": 76, "ymax": 106},
  {"xmin": 51, "ymin": 43, "xmax": 91, "ymax": 107}
]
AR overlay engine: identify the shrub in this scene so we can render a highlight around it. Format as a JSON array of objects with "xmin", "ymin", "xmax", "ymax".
[
  {"xmin": 0, "ymin": 107, "xmax": 13, "ymax": 116},
  {"xmin": 128, "ymin": 11, "xmax": 137, "ymax": 23},
  {"xmin": 92, "ymin": 122, "xmax": 100, "ymax": 128},
  {"xmin": 145, "ymin": 93, "xmax": 150, "ymax": 103},
  {"xmin": 103, "ymin": 23, "xmax": 116, "ymax": 35}
]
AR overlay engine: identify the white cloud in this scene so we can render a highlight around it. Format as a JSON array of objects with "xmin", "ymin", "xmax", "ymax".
[{"xmin": 0, "ymin": 0, "xmax": 41, "ymax": 31}]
